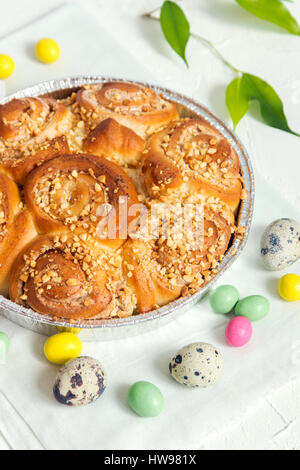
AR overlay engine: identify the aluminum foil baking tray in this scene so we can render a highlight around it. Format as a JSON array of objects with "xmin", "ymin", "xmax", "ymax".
[{"xmin": 0, "ymin": 76, "xmax": 255, "ymax": 340}]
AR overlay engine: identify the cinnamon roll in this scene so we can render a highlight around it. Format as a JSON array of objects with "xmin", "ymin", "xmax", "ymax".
[
  {"xmin": 5, "ymin": 136, "xmax": 69, "ymax": 185},
  {"xmin": 0, "ymin": 96, "xmax": 72, "ymax": 182},
  {"xmin": 83, "ymin": 118, "xmax": 145, "ymax": 167},
  {"xmin": 0, "ymin": 173, "xmax": 37, "ymax": 295},
  {"xmin": 0, "ymin": 97, "xmax": 71, "ymax": 150},
  {"xmin": 76, "ymin": 81, "xmax": 179, "ymax": 137},
  {"xmin": 141, "ymin": 118, "xmax": 243, "ymax": 212},
  {"xmin": 24, "ymin": 153, "xmax": 139, "ymax": 249},
  {"xmin": 10, "ymin": 233, "xmax": 137, "ymax": 320},
  {"xmin": 0, "ymin": 81, "xmax": 247, "ymax": 321},
  {"xmin": 123, "ymin": 196, "xmax": 234, "ymax": 312}
]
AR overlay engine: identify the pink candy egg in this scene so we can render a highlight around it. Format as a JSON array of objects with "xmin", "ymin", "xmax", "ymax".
[{"xmin": 225, "ymin": 316, "xmax": 252, "ymax": 347}]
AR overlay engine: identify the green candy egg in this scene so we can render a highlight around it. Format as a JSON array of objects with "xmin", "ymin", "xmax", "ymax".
[
  {"xmin": 128, "ymin": 381, "xmax": 164, "ymax": 417},
  {"xmin": 0, "ymin": 332, "xmax": 9, "ymax": 359},
  {"xmin": 209, "ymin": 285, "xmax": 239, "ymax": 314},
  {"xmin": 235, "ymin": 295, "xmax": 270, "ymax": 322}
]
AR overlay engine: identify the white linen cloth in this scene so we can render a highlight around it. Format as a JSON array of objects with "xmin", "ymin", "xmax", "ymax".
[{"xmin": 0, "ymin": 3, "xmax": 299, "ymax": 450}]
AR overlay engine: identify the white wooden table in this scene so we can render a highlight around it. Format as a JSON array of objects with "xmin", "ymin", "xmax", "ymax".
[{"xmin": 1, "ymin": 0, "xmax": 300, "ymax": 450}]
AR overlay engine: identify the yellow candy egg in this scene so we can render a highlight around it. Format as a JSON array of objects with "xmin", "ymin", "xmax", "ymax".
[
  {"xmin": 44, "ymin": 332, "xmax": 82, "ymax": 365},
  {"xmin": 278, "ymin": 274, "xmax": 300, "ymax": 302},
  {"xmin": 35, "ymin": 38, "xmax": 60, "ymax": 64},
  {"xmin": 57, "ymin": 326, "xmax": 82, "ymax": 335},
  {"xmin": 0, "ymin": 54, "xmax": 15, "ymax": 79}
]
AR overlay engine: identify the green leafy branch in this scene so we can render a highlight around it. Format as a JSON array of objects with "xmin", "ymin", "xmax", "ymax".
[
  {"xmin": 236, "ymin": 0, "xmax": 300, "ymax": 36},
  {"xmin": 143, "ymin": 0, "xmax": 299, "ymax": 135}
]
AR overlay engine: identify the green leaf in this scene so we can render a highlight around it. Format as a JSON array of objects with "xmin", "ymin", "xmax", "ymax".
[
  {"xmin": 226, "ymin": 73, "xmax": 298, "ymax": 135},
  {"xmin": 239, "ymin": 73, "xmax": 298, "ymax": 135},
  {"xmin": 235, "ymin": 0, "xmax": 300, "ymax": 35},
  {"xmin": 160, "ymin": 1, "xmax": 190, "ymax": 66},
  {"xmin": 226, "ymin": 77, "xmax": 250, "ymax": 129}
]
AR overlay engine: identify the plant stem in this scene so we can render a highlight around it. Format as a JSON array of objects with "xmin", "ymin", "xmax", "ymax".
[
  {"xmin": 192, "ymin": 32, "xmax": 240, "ymax": 74},
  {"xmin": 143, "ymin": 11, "xmax": 240, "ymax": 74},
  {"xmin": 142, "ymin": 7, "xmax": 161, "ymax": 18}
]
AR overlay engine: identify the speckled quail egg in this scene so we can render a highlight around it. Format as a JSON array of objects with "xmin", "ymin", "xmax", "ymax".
[
  {"xmin": 53, "ymin": 356, "xmax": 106, "ymax": 406},
  {"xmin": 260, "ymin": 218, "xmax": 300, "ymax": 271},
  {"xmin": 169, "ymin": 342, "xmax": 223, "ymax": 388}
]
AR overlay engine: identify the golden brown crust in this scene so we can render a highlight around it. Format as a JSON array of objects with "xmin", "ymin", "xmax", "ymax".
[
  {"xmin": 76, "ymin": 82, "xmax": 179, "ymax": 137},
  {"xmin": 0, "ymin": 173, "xmax": 37, "ymax": 294},
  {"xmin": 141, "ymin": 118, "xmax": 242, "ymax": 212},
  {"xmin": 0, "ymin": 96, "xmax": 73, "ymax": 183},
  {"xmin": 0, "ymin": 82, "xmax": 246, "ymax": 321},
  {"xmin": 0, "ymin": 97, "xmax": 70, "ymax": 147},
  {"xmin": 8, "ymin": 136, "xmax": 69, "ymax": 185},
  {"xmin": 122, "ymin": 240, "xmax": 157, "ymax": 313},
  {"xmin": 83, "ymin": 118, "xmax": 145, "ymax": 166},
  {"xmin": 123, "ymin": 197, "xmax": 234, "ymax": 312},
  {"xmin": 10, "ymin": 233, "xmax": 136, "ymax": 320},
  {"xmin": 24, "ymin": 153, "xmax": 139, "ymax": 249}
]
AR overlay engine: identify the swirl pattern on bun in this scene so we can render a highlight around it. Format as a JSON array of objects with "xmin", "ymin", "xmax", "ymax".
[
  {"xmin": 24, "ymin": 153, "xmax": 139, "ymax": 249},
  {"xmin": 10, "ymin": 233, "xmax": 136, "ymax": 320},
  {"xmin": 123, "ymin": 196, "xmax": 235, "ymax": 313},
  {"xmin": 76, "ymin": 81, "xmax": 179, "ymax": 137},
  {"xmin": 0, "ymin": 173, "xmax": 37, "ymax": 294},
  {"xmin": 0, "ymin": 97, "xmax": 70, "ymax": 149},
  {"xmin": 0, "ymin": 96, "xmax": 73, "ymax": 182},
  {"xmin": 0, "ymin": 80, "xmax": 247, "ymax": 321},
  {"xmin": 141, "ymin": 118, "xmax": 243, "ymax": 212}
]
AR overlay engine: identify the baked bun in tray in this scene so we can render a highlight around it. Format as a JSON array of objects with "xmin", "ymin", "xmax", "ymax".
[{"xmin": 0, "ymin": 79, "xmax": 250, "ymax": 323}]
